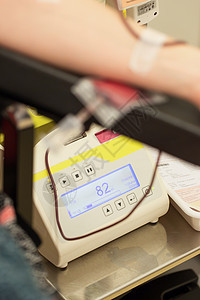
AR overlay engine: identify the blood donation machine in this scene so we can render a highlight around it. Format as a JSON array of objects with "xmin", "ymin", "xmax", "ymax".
[{"xmin": 33, "ymin": 124, "xmax": 169, "ymax": 267}]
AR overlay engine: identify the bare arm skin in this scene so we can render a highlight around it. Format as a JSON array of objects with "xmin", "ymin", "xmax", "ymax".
[{"xmin": 0, "ymin": 0, "xmax": 200, "ymax": 107}]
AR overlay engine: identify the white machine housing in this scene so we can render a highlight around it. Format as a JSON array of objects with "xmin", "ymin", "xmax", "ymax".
[
  {"xmin": 33, "ymin": 125, "xmax": 169, "ymax": 267},
  {"xmin": 117, "ymin": 0, "xmax": 159, "ymax": 25}
]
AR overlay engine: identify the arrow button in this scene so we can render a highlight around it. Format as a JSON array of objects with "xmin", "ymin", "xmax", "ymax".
[
  {"xmin": 102, "ymin": 204, "xmax": 113, "ymax": 216},
  {"xmin": 59, "ymin": 176, "xmax": 70, "ymax": 187},
  {"xmin": 115, "ymin": 199, "xmax": 125, "ymax": 210}
]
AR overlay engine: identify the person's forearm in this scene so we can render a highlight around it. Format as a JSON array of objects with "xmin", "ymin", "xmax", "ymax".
[
  {"xmin": 0, "ymin": 0, "xmax": 140, "ymax": 78},
  {"xmin": 0, "ymin": 0, "xmax": 200, "ymax": 107}
]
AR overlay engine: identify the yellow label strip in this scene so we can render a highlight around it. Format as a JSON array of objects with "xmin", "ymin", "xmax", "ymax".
[{"xmin": 34, "ymin": 136, "xmax": 143, "ymax": 182}]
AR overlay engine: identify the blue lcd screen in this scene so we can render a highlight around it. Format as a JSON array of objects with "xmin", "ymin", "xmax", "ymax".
[{"xmin": 61, "ymin": 164, "xmax": 140, "ymax": 218}]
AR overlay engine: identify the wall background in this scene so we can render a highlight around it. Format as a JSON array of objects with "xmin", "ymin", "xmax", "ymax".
[
  {"xmin": 106, "ymin": 0, "xmax": 200, "ymax": 46},
  {"xmin": 149, "ymin": 0, "xmax": 200, "ymax": 46}
]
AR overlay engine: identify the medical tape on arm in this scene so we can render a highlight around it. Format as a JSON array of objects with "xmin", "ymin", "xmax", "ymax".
[{"xmin": 129, "ymin": 28, "xmax": 166, "ymax": 74}]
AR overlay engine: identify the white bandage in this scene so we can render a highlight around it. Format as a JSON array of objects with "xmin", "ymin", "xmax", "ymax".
[{"xmin": 129, "ymin": 28, "xmax": 166, "ymax": 74}]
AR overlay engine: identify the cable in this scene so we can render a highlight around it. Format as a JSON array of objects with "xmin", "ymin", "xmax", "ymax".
[
  {"xmin": 114, "ymin": 0, "xmax": 186, "ymax": 47},
  {"xmin": 45, "ymin": 148, "xmax": 162, "ymax": 241}
]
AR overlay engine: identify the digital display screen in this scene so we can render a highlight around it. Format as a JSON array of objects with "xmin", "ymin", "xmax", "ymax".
[{"xmin": 61, "ymin": 164, "xmax": 140, "ymax": 218}]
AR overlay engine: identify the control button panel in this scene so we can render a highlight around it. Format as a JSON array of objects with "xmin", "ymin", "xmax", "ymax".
[
  {"xmin": 126, "ymin": 193, "xmax": 137, "ymax": 205},
  {"xmin": 115, "ymin": 199, "xmax": 125, "ymax": 210},
  {"xmin": 46, "ymin": 182, "xmax": 54, "ymax": 193},
  {"xmin": 59, "ymin": 176, "xmax": 70, "ymax": 188},
  {"xmin": 142, "ymin": 185, "xmax": 153, "ymax": 197},
  {"xmin": 102, "ymin": 205, "xmax": 113, "ymax": 217},
  {"xmin": 72, "ymin": 170, "xmax": 83, "ymax": 182},
  {"xmin": 84, "ymin": 164, "xmax": 95, "ymax": 176}
]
